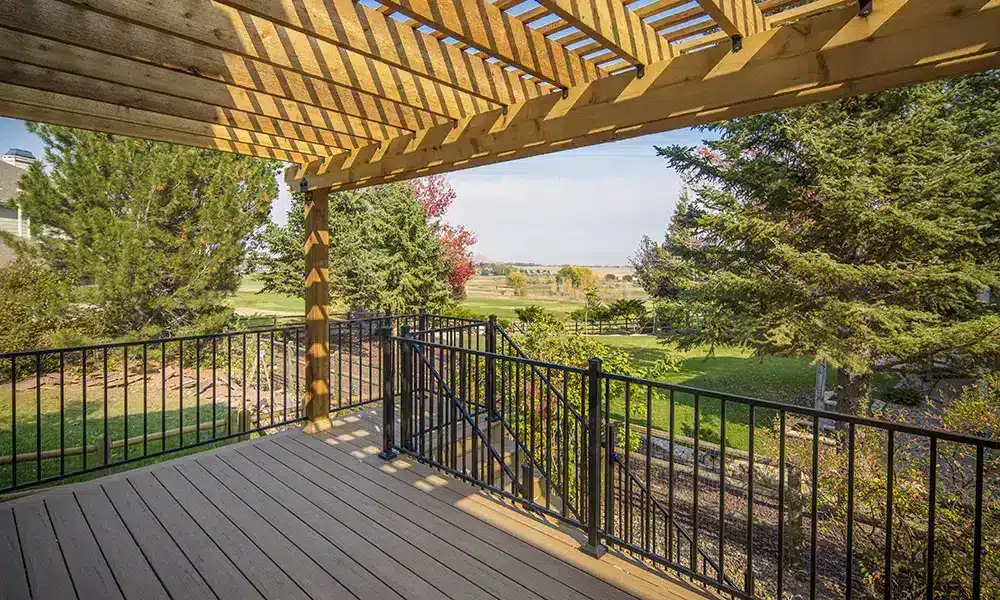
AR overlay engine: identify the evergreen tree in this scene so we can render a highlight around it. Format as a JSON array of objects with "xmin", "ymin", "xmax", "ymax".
[
  {"xmin": 328, "ymin": 183, "xmax": 450, "ymax": 313},
  {"xmin": 7, "ymin": 124, "xmax": 278, "ymax": 336},
  {"xmin": 633, "ymin": 73, "xmax": 1000, "ymax": 411},
  {"xmin": 255, "ymin": 187, "xmax": 306, "ymax": 299},
  {"xmin": 256, "ymin": 182, "xmax": 451, "ymax": 313}
]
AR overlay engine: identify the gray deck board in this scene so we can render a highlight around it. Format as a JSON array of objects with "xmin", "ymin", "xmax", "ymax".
[
  {"xmin": 127, "ymin": 470, "xmax": 264, "ymax": 600},
  {"xmin": 2, "ymin": 409, "xmax": 712, "ymax": 600},
  {"xmin": 73, "ymin": 487, "xmax": 170, "ymax": 600},
  {"xmin": 45, "ymin": 492, "xmax": 123, "ymax": 600},
  {"xmin": 12, "ymin": 500, "xmax": 77, "ymax": 599},
  {"xmin": 0, "ymin": 507, "xmax": 30, "ymax": 600}
]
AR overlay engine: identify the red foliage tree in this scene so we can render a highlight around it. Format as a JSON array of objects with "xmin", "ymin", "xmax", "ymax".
[{"xmin": 411, "ymin": 175, "xmax": 477, "ymax": 297}]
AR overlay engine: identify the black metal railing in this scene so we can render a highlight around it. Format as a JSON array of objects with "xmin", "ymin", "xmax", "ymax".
[
  {"xmin": 377, "ymin": 319, "xmax": 998, "ymax": 600},
  {"xmin": 1, "ymin": 325, "xmax": 307, "ymax": 493}
]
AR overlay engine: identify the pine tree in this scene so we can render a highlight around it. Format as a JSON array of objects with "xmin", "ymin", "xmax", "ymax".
[
  {"xmin": 328, "ymin": 183, "xmax": 450, "ymax": 313},
  {"xmin": 7, "ymin": 124, "xmax": 278, "ymax": 336},
  {"xmin": 256, "ymin": 182, "xmax": 451, "ymax": 313},
  {"xmin": 633, "ymin": 73, "xmax": 1000, "ymax": 411}
]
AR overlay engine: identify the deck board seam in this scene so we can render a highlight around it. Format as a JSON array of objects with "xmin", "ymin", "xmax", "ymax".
[
  {"xmin": 274, "ymin": 435, "xmax": 559, "ymax": 600},
  {"xmin": 318, "ymin": 414, "xmax": 680, "ymax": 600},
  {"xmin": 247, "ymin": 436, "xmax": 540, "ymax": 598},
  {"xmin": 116, "ymin": 478, "xmax": 223, "ymax": 600},
  {"xmin": 283, "ymin": 431, "xmax": 624, "ymax": 600},
  {"xmin": 41, "ymin": 498, "xmax": 85, "ymax": 600},
  {"xmin": 143, "ymin": 468, "xmax": 278, "ymax": 600},
  {"xmin": 217, "ymin": 445, "xmax": 480, "ymax": 600},
  {"xmin": 70, "ymin": 492, "xmax": 129, "ymax": 600},
  {"xmin": 298, "ymin": 424, "xmax": 636, "ymax": 596},
  {"xmin": 10, "ymin": 508, "xmax": 34, "ymax": 599},
  {"xmin": 179, "ymin": 458, "xmax": 371, "ymax": 600}
]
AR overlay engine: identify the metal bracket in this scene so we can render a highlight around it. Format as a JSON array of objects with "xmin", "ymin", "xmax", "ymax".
[
  {"xmin": 635, "ymin": 64, "xmax": 645, "ymax": 79},
  {"xmin": 731, "ymin": 35, "xmax": 743, "ymax": 53},
  {"xmin": 501, "ymin": 104, "xmax": 509, "ymax": 116},
  {"xmin": 561, "ymin": 87, "xmax": 569, "ymax": 99},
  {"xmin": 299, "ymin": 178, "xmax": 308, "ymax": 194},
  {"xmin": 859, "ymin": 0, "xmax": 873, "ymax": 16}
]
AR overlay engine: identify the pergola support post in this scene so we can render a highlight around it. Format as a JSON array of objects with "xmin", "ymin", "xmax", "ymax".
[{"xmin": 303, "ymin": 181, "xmax": 333, "ymax": 433}]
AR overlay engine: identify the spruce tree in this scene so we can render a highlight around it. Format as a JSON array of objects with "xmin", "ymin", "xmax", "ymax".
[
  {"xmin": 7, "ymin": 124, "xmax": 278, "ymax": 336},
  {"xmin": 256, "ymin": 183, "xmax": 451, "ymax": 313},
  {"xmin": 634, "ymin": 73, "xmax": 1000, "ymax": 411}
]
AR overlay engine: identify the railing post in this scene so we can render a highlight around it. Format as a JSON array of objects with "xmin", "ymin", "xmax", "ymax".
[
  {"xmin": 378, "ymin": 326, "xmax": 397, "ymax": 460},
  {"xmin": 485, "ymin": 314, "xmax": 498, "ymax": 421},
  {"xmin": 399, "ymin": 325, "xmax": 413, "ymax": 451},
  {"xmin": 303, "ymin": 181, "xmax": 332, "ymax": 433},
  {"xmin": 581, "ymin": 356, "xmax": 606, "ymax": 557}
]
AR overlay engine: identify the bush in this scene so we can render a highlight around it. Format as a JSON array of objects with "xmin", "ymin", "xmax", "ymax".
[
  {"xmin": 879, "ymin": 385, "xmax": 924, "ymax": 406},
  {"xmin": 0, "ymin": 258, "xmax": 94, "ymax": 352}
]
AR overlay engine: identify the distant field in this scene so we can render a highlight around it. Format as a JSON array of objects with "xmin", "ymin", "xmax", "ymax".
[{"xmin": 232, "ymin": 271, "xmax": 648, "ymax": 321}]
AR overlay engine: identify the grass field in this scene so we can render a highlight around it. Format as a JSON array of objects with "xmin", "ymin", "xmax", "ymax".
[{"xmin": 595, "ymin": 335, "xmax": 897, "ymax": 450}]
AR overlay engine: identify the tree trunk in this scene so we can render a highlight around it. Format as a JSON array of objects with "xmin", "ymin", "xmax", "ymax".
[{"xmin": 836, "ymin": 367, "xmax": 873, "ymax": 414}]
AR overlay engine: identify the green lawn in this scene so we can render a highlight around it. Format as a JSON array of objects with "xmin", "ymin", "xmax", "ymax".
[
  {"xmin": 595, "ymin": 335, "xmax": 897, "ymax": 451},
  {"xmin": 460, "ymin": 296, "xmax": 585, "ymax": 320},
  {"xmin": 230, "ymin": 279, "xmax": 302, "ymax": 315}
]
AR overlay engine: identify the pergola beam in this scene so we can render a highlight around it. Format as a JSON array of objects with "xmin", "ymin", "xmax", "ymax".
[
  {"xmin": 375, "ymin": 0, "xmax": 600, "ymax": 88},
  {"xmin": 51, "ymin": 0, "xmax": 492, "ymax": 120},
  {"xmin": 0, "ymin": 98, "xmax": 317, "ymax": 163},
  {"xmin": 288, "ymin": 0, "xmax": 999, "ymax": 190},
  {"xmin": 535, "ymin": 0, "xmax": 674, "ymax": 68},
  {"xmin": 694, "ymin": 0, "xmax": 768, "ymax": 39},
  {"xmin": 0, "ymin": 3, "xmax": 442, "ymax": 136},
  {"xmin": 0, "ymin": 79, "xmax": 339, "ymax": 157}
]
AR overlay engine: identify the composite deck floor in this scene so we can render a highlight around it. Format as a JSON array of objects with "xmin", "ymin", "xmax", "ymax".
[{"xmin": 1, "ymin": 406, "xmax": 712, "ymax": 600}]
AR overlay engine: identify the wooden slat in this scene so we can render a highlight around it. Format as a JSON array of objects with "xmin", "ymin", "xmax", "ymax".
[
  {"xmin": 209, "ymin": 448, "xmax": 469, "ymax": 600},
  {"xmin": 633, "ymin": 0, "xmax": 692, "ymax": 19},
  {"xmin": 127, "ymin": 471, "xmax": 266, "ymax": 600},
  {"xmin": 224, "ymin": 0, "xmax": 547, "ymax": 105},
  {"xmin": 101, "ymin": 480, "xmax": 218, "ymax": 599},
  {"xmin": 0, "ymin": 99, "xmax": 316, "ymax": 163},
  {"xmin": 73, "ymin": 487, "xmax": 171, "ymax": 600},
  {"xmin": 0, "ymin": 79, "xmax": 336, "ymax": 158},
  {"xmin": 0, "ymin": 5, "xmax": 432, "ymax": 136},
  {"xmin": 146, "ymin": 467, "xmax": 309, "ymax": 600},
  {"xmin": 291, "ymin": 0, "xmax": 998, "ymax": 189},
  {"xmin": 0, "ymin": 31, "xmax": 397, "ymax": 148},
  {"xmin": 376, "ymin": 0, "xmax": 600, "ymax": 88},
  {"xmin": 768, "ymin": 0, "xmax": 855, "ymax": 26},
  {"xmin": 58, "ymin": 0, "xmax": 492, "ymax": 120},
  {"xmin": 694, "ymin": 0, "xmax": 767, "ymax": 38},
  {"xmin": 240, "ymin": 440, "xmax": 549, "ymax": 600},
  {"xmin": 333, "ymin": 411, "xmax": 703, "ymax": 600},
  {"xmin": 44, "ymin": 493, "xmax": 124, "ymax": 600},
  {"xmin": 536, "ymin": 0, "xmax": 673, "ymax": 66},
  {"xmin": 7, "ymin": 0, "xmax": 459, "ymax": 129},
  {"xmin": 13, "ymin": 500, "xmax": 79, "ymax": 599},
  {"xmin": 0, "ymin": 507, "xmax": 30, "ymax": 600},
  {"xmin": 172, "ymin": 459, "xmax": 396, "ymax": 600}
]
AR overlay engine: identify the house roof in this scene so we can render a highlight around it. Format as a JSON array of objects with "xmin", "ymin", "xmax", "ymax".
[
  {"xmin": 0, "ymin": 161, "xmax": 24, "ymax": 206},
  {"xmin": 0, "ymin": 0, "xmax": 995, "ymax": 191}
]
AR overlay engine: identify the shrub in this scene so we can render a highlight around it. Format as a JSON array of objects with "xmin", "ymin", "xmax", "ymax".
[
  {"xmin": 0, "ymin": 258, "xmax": 88, "ymax": 352},
  {"xmin": 879, "ymin": 385, "xmax": 924, "ymax": 406}
]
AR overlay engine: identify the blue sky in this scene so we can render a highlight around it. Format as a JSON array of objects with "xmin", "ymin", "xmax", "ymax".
[{"xmin": 1, "ymin": 117, "xmax": 710, "ymax": 265}]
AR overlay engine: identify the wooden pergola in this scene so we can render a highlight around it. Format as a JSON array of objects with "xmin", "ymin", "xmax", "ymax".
[{"xmin": 2, "ymin": 0, "xmax": 997, "ymax": 429}]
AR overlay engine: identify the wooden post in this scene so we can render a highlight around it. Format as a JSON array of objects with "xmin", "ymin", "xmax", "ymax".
[{"xmin": 303, "ymin": 181, "xmax": 332, "ymax": 433}]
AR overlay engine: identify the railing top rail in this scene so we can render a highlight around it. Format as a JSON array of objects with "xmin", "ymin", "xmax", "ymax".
[
  {"xmin": 0, "ymin": 323, "xmax": 307, "ymax": 359},
  {"xmin": 392, "ymin": 335, "xmax": 590, "ymax": 375},
  {"xmin": 605, "ymin": 371, "xmax": 1000, "ymax": 449},
  {"xmin": 409, "ymin": 321, "xmax": 486, "ymax": 336}
]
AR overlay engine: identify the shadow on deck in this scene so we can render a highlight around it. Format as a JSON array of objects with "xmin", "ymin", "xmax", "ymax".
[{"xmin": 0, "ymin": 404, "xmax": 715, "ymax": 600}]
